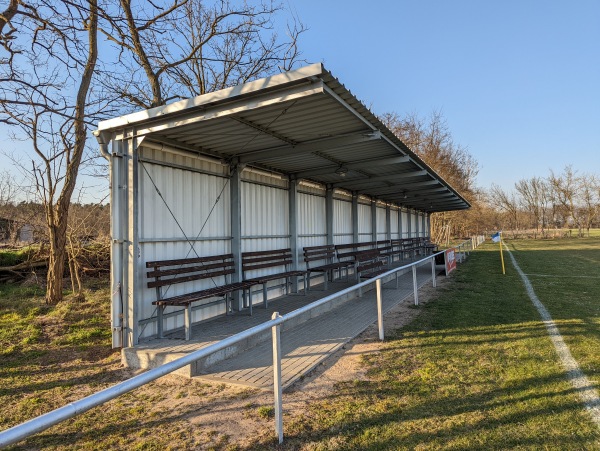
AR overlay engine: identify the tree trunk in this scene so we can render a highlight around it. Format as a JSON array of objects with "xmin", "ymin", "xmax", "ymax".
[{"xmin": 46, "ymin": 212, "xmax": 68, "ymax": 305}]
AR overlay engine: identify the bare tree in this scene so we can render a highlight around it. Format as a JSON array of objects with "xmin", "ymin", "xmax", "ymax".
[
  {"xmin": 549, "ymin": 166, "xmax": 583, "ymax": 237},
  {"xmin": 490, "ymin": 184, "xmax": 521, "ymax": 235},
  {"xmin": 514, "ymin": 177, "xmax": 552, "ymax": 237},
  {"xmin": 579, "ymin": 173, "xmax": 599, "ymax": 236},
  {"xmin": 382, "ymin": 111, "xmax": 481, "ymax": 241},
  {"xmin": 1, "ymin": 0, "xmax": 99, "ymax": 304},
  {"xmin": 99, "ymin": 0, "xmax": 305, "ymax": 109}
]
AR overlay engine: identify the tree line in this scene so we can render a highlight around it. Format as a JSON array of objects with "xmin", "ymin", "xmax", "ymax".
[{"xmin": 489, "ymin": 166, "xmax": 599, "ymax": 238}]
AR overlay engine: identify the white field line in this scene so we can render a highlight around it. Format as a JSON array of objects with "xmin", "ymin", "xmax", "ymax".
[
  {"xmin": 523, "ymin": 274, "xmax": 600, "ymax": 279},
  {"xmin": 505, "ymin": 246, "xmax": 600, "ymax": 428}
]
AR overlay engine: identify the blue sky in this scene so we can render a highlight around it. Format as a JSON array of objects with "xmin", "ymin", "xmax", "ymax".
[
  {"xmin": 1, "ymin": 1, "xmax": 598, "ymax": 199},
  {"xmin": 286, "ymin": 0, "xmax": 600, "ymax": 191}
]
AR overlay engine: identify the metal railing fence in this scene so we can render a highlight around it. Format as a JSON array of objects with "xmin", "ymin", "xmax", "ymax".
[{"xmin": 0, "ymin": 236, "xmax": 485, "ymax": 448}]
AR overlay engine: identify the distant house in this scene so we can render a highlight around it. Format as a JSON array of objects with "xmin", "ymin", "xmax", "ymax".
[{"xmin": 0, "ymin": 217, "xmax": 35, "ymax": 243}]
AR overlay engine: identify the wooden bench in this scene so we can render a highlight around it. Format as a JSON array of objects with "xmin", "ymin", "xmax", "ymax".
[
  {"xmin": 147, "ymin": 254, "xmax": 257, "ymax": 340},
  {"xmin": 334, "ymin": 241, "xmax": 378, "ymax": 263},
  {"xmin": 303, "ymin": 244, "xmax": 353, "ymax": 290},
  {"xmin": 242, "ymin": 248, "xmax": 307, "ymax": 308},
  {"xmin": 421, "ymin": 237, "xmax": 438, "ymax": 255},
  {"xmin": 354, "ymin": 249, "xmax": 388, "ymax": 281},
  {"xmin": 391, "ymin": 238, "xmax": 420, "ymax": 260},
  {"xmin": 376, "ymin": 240, "xmax": 403, "ymax": 265}
]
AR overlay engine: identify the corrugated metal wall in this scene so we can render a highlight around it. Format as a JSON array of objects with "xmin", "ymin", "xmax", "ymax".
[
  {"xmin": 411, "ymin": 211, "xmax": 418, "ymax": 237},
  {"xmin": 390, "ymin": 207, "xmax": 399, "ymax": 239},
  {"xmin": 376, "ymin": 204, "xmax": 387, "ymax": 240},
  {"xmin": 133, "ymin": 147, "xmax": 432, "ymax": 340},
  {"xmin": 138, "ymin": 148, "xmax": 231, "ymax": 338},
  {"xmin": 298, "ymin": 192, "xmax": 326, "ymax": 253},
  {"xmin": 358, "ymin": 202, "xmax": 372, "ymax": 242},
  {"xmin": 333, "ymin": 198, "xmax": 353, "ymax": 244},
  {"xmin": 401, "ymin": 210, "xmax": 409, "ymax": 238},
  {"xmin": 241, "ymin": 181, "xmax": 289, "ymax": 252}
]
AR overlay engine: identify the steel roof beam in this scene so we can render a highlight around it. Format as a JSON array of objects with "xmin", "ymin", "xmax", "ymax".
[
  {"xmin": 231, "ymin": 116, "xmax": 298, "ymax": 146},
  {"xmin": 236, "ymin": 130, "xmax": 381, "ymax": 164},
  {"xmin": 368, "ymin": 184, "xmax": 446, "ymax": 196},
  {"xmin": 294, "ymin": 155, "xmax": 410, "ymax": 179},
  {"xmin": 333, "ymin": 170, "xmax": 428, "ymax": 188}
]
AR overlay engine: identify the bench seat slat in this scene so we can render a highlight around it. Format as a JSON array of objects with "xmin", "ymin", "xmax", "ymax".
[
  {"xmin": 152, "ymin": 281, "xmax": 255, "ymax": 307},
  {"xmin": 148, "ymin": 268, "xmax": 235, "ymax": 288},
  {"xmin": 245, "ymin": 270, "xmax": 305, "ymax": 284}
]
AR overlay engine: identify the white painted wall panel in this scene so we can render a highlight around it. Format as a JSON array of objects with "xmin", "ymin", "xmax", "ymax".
[
  {"xmin": 139, "ymin": 159, "xmax": 230, "ymax": 242},
  {"xmin": 241, "ymin": 181, "xmax": 288, "ymax": 244},
  {"xmin": 136, "ymin": 152, "xmax": 233, "ymax": 339},
  {"xmin": 376, "ymin": 206, "xmax": 387, "ymax": 240},
  {"xmin": 390, "ymin": 210, "xmax": 399, "ymax": 239},
  {"xmin": 358, "ymin": 203, "xmax": 372, "ymax": 242},
  {"xmin": 411, "ymin": 211, "xmax": 418, "ymax": 237},
  {"xmin": 401, "ymin": 211, "xmax": 409, "ymax": 238},
  {"xmin": 297, "ymin": 192, "xmax": 326, "ymax": 267},
  {"xmin": 333, "ymin": 199, "xmax": 352, "ymax": 245}
]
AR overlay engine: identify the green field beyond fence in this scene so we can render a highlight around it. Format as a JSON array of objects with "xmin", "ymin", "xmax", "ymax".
[
  {"xmin": 1, "ymin": 237, "xmax": 600, "ymax": 449},
  {"xmin": 278, "ymin": 237, "xmax": 600, "ymax": 450}
]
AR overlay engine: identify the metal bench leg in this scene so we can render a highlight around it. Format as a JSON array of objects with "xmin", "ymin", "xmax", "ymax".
[
  {"xmin": 323, "ymin": 271, "xmax": 329, "ymax": 291},
  {"xmin": 303, "ymin": 274, "xmax": 307, "ymax": 294},
  {"xmin": 184, "ymin": 304, "xmax": 192, "ymax": 341},
  {"xmin": 263, "ymin": 283, "xmax": 268, "ymax": 309},
  {"xmin": 245, "ymin": 288, "xmax": 252, "ymax": 316},
  {"xmin": 157, "ymin": 305, "xmax": 164, "ymax": 339}
]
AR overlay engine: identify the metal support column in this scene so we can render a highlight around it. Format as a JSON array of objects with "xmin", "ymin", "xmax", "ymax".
[
  {"xmin": 352, "ymin": 192, "xmax": 359, "ymax": 243},
  {"xmin": 230, "ymin": 161, "xmax": 245, "ymax": 311},
  {"xmin": 399, "ymin": 208, "xmax": 403, "ymax": 239},
  {"xmin": 289, "ymin": 177, "xmax": 299, "ymax": 292},
  {"xmin": 412, "ymin": 265, "xmax": 419, "ymax": 305},
  {"xmin": 376, "ymin": 279, "xmax": 384, "ymax": 341},
  {"xmin": 127, "ymin": 132, "xmax": 143, "ymax": 346},
  {"xmin": 271, "ymin": 312, "xmax": 284, "ymax": 444},
  {"xmin": 326, "ymin": 185, "xmax": 334, "ymax": 245},
  {"xmin": 385, "ymin": 204, "xmax": 391, "ymax": 241},
  {"xmin": 371, "ymin": 199, "xmax": 377, "ymax": 242}
]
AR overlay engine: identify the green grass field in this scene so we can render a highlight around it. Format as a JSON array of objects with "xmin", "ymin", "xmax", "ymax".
[
  {"xmin": 273, "ymin": 236, "xmax": 600, "ymax": 450},
  {"xmin": 1, "ymin": 235, "xmax": 599, "ymax": 449}
]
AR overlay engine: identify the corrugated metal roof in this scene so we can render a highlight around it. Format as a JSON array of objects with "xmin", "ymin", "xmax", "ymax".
[{"xmin": 96, "ymin": 63, "xmax": 470, "ymax": 213}]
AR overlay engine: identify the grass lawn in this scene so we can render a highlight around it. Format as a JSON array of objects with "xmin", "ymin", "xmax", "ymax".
[
  {"xmin": 1, "ymin": 236, "xmax": 599, "ymax": 449},
  {"xmin": 273, "ymin": 237, "xmax": 600, "ymax": 450}
]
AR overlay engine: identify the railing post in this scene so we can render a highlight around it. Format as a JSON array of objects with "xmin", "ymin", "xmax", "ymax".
[
  {"xmin": 431, "ymin": 256, "xmax": 436, "ymax": 288},
  {"xmin": 412, "ymin": 265, "xmax": 419, "ymax": 305},
  {"xmin": 271, "ymin": 312, "xmax": 283, "ymax": 444},
  {"xmin": 376, "ymin": 278, "xmax": 384, "ymax": 341}
]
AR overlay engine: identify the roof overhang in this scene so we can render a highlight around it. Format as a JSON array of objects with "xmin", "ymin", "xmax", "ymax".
[{"xmin": 96, "ymin": 63, "xmax": 470, "ymax": 213}]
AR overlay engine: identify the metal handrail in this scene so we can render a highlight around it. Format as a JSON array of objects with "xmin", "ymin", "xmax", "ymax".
[{"xmin": 0, "ymin": 237, "xmax": 484, "ymax": 448}]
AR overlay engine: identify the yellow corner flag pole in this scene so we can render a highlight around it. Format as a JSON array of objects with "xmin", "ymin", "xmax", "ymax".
[{"xmin": 499, "ymin": 232, "xmax": 505, "ymax": 275}]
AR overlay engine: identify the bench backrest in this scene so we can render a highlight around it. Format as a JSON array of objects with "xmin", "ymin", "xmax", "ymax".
[
  {"xmin": 146, "ymin": 254, "xmax": 235, "ymax": 289},
  {"xmin": 335, "ymin": 241, "xmax": 377, "ymax": 261},
  {"xmin": 355, "ymin": 249, "xmax": 384, "ymax": 274},
  {"xmin": 242, "ymin": 248, "xmax": 293, "ymax": 275},
  {"xmin": 376, "ymin": 240, "xmax": 392, "ymax": 251},
  {"xmin": 303, "ymin": 244, "xmax": 335, "ymax": 268}
]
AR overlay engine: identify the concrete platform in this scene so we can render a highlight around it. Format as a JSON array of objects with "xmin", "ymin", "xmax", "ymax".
[{"xmin": 123, "ymin": 257, "xmax": 439, "ymax": 382}]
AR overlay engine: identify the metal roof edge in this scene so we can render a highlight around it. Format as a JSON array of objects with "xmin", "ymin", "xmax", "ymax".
[
  {"xmin": 96, "ymin": 63, "xmax": 325, "ymax": 132},
  {"xmin": 317, "ymin": 67, "xmax": 471, "ymax": 211}
]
